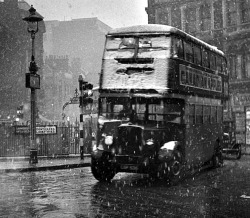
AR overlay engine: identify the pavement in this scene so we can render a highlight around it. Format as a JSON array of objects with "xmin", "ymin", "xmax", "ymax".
[{"xmin": 0, "ymin": 155, "xmax": 91, "ymax": 173}]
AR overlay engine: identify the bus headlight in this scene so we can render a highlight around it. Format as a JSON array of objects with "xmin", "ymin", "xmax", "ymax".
[
  {"xmin": 92, "ymin": 143, "xmax": 97, "ymax": 151},
  {"xmin": 146, "ymin": 139, "xmax": 154, "ymax": 146},
  {"xmin": 98, "ymin": 116, "xmax": 106, "ymax": 129},
  {"xmin": 105, "ymin": 135, "xmax": 113, "ymax": 145},
  {"xmin": 111, "ymin": 147, "xmax": 116, "ymax": 154}
]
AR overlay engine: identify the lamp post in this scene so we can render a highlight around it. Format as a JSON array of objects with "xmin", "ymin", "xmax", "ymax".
[{"xmin": 23, "ymin": 5, "xmax": 44, "ymax": 164}]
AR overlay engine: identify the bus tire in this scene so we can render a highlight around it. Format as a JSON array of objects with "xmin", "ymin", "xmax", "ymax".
[
  {"xmin": 212, "ymin": 142, "xmax": 223, "ymax": 168},
  {"xmin": 236, "ymin": 144, "xmax": 242, "ymax": 160},
  {"xmin": 168, "ymin": 150, "xmax": 184, "ymax": 185},
  {"xmin": 91, "ymin": 153, "xmax": 116, "ymax": 182}
]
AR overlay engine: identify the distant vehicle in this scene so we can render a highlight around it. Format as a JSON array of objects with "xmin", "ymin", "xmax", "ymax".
[
  {"xmin": 91, "ymin": 24, "xmax": 229, "ymax": 183},
  {"xmin": 223, "ymin": 120, "xmax": 242, "ymax": 159}
]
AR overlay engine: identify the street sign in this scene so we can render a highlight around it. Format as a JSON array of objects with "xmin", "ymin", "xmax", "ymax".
[
  {"xmin": 15, "ymin": 126, "xmax": 30, "ymax": 134},
  {"xmin": 15, "ymin": 125, "xmax": 57, "ymax": 135},
  {"xmin": 36, "ymin": 126, "xmax": 57, "ymax": 134},
  {"xmin": 0, "ymin": 119, "xmax": 13, "ymax": 124}
]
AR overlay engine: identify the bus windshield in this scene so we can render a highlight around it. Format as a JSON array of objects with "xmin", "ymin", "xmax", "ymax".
[
  {"xmin": 99, "ymin": 97, "xmax": 184, "ymax": 126},
  {"xmin": 105, "ymin": 35, "xmax": 171, "ymax": 51}
]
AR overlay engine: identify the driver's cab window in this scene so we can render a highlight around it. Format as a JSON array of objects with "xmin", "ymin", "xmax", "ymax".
[
  {"xmin": 133, "ymin": 104, "xmax": 146, "ymax": 120},
  {"xmin": 100, "ymin": 97, "xmax": 130, "ymax": 120}
]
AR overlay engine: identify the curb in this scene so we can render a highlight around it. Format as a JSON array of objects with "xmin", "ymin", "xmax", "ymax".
[
  {"xmin": 0, "ymin": 154, "xmax": 91, "ymax": 162},
  {"xmin": 1, "ymin": 162, "xmax": 91, "ymax": 173}
]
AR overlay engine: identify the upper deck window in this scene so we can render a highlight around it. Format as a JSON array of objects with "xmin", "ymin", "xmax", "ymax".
[
  {"xmin": 172, "ymin": 37, "xmax": 184, "ymax": 59},
  {"xmin": 222, "ymin": 58, "xmax": 228, "ymax": 75},
  {"xmin": 210, "ymin": 53, "xmax": 216, "ymax": 71},
  {"xmin": 184, "ymin": 41, "xmax": 194, "ymax": 63},
  {"xmin": 216, "ymin": 56, "xmax": 222, "ymax": 73},
  {"xmin": 202, "ymin": 49, "xmax": 210, "ymax": 68},
  {"xmin": 193, "ymin": 46, "xmax": 202, "ymax": 65},
  {"xmin": 105, "ymin": 36, "xmax": 171, "ymax": 50}
]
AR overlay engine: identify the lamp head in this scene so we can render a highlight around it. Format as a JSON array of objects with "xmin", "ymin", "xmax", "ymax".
[{"xmin": 23, "ymin": 5, "xmax": 44, "ymax": 33}]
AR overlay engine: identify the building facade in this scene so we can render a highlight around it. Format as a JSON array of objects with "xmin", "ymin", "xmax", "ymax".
[
  {"xmin": 42, "ymin": 18, "xmax": 111, "ymax": 122},
  {"xmin": 43, "ymin": 18, "xmax": 111, "ymax": 87},
  {"xmin": 0, "ymin": 0, "xmax": 45, "ymax": 122},
  {"xmin": 146, "ymin": 0, "xmax": 250, "ymax": 147},
  {"xmin": 42, "ymin": 55, "xmax": 75, "ymax": 122}
]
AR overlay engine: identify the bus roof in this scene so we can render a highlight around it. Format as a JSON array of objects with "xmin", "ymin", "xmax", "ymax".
[{"xmin": 108, "ymin": 24, "xmax": 224, "ymax": 56}]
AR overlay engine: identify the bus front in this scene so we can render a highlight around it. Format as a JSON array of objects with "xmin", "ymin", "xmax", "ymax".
[{"xmin": 91, "ymin": 25, "xmax": 184, "ymax": 182}]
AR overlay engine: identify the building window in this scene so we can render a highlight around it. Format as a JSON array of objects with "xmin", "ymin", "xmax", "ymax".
[
  {"xmin": 227, "ymin": 0, "xmax": 237, "ymax": 26},
  {"xmin": 229, "ymin": 55, "xmax": 237, "ymax": 79},
  {"xmin": 242, "ymin": 54, "xmax": 250, "ymax": 78},
  {"xmin": 236, "ymin": 55, "xmax": 243, "ymax": 79},
  {"xmin": 171, "ymin": 6, "xmax": 182, "ymax": 29},
  {"xmin": 241, "ymin": 0, "xmax": 250, "ymax": 23},
  {"xmin": 156, "ymin": 7, "xmax": 169, "ymax": 25},
  {"xmin": 214, "ymin": 0, "xmax": 223, "ymax": 29},
  {"xmin": 185, "ymin": 7, "xmax": 196, "ymax": 34},
  {"xmin": 229, "ymin": 55, "xmax": 243, "ymax": 80},
  {"xmin": 200, "ymin": 3, "xmax": 211, "ymax": 31}
]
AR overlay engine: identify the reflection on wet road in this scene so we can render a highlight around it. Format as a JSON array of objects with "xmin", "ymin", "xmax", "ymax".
[{"xmin": 1, "ymin": 156, "xmax": 250, "ymax": 217}]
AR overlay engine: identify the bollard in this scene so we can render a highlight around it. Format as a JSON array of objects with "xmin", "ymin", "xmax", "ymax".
[
  {"xmin": 29, "ymin": 149, "xmax": 38, "ymax": 164},
  {"xmin": 80, "ymin": 146, "xmax": 84, "ymax": 160}
]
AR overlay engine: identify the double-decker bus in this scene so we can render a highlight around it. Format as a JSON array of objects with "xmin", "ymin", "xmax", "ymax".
[{"xmin": 91, "ymin": 24, "xmax": 228, "ymax": 183}]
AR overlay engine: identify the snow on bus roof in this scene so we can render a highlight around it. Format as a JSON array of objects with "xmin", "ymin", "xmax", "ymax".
[{"xmin": 108, "ymin": 24, "xmax": 224, "ymax": 56}]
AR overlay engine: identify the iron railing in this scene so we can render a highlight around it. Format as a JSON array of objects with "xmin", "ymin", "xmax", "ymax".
[{"xmin": 0, "ymin": 122, "xmax": 96, "ymax": 158}]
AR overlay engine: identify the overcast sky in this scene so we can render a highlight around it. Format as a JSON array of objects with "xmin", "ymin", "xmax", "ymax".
[{"xmin": 25, "ymin": 0, "xmax": 148, "ymax": 28}]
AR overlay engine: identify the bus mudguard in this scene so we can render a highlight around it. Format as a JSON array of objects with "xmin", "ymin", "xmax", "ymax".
[
  {"xmin": 91, "ymin": 143, "xmax": 105, "ymax": 159},
  {"xmin": 158, "ymin": 141, "xmax": 179, "ymax": 161}
]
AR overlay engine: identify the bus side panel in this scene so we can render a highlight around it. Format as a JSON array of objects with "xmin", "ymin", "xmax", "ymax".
[{"xmin": 185, "ymin": 124, "xmax": 222, "ymax": 166}]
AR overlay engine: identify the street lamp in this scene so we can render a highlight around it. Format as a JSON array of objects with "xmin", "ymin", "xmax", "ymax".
[{"xmin": 23, "ymin": 5, "xmax": 44, "ymax": 164}]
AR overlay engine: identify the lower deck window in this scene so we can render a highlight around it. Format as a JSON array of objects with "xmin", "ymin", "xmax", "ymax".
[
  {"xmin": 186, "ymin": 104, "xmax": 222, "ymax": 125},
  {"xmin": 100, "ymin": 97, "xmax": 184, "ymax": 125}
]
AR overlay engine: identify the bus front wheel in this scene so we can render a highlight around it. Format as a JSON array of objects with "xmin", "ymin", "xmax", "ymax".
[
  {"xmin": 168, "ymin": 150, "xmax": 185, "ymax": 185},
  {"xmin": 91, "ymin": 153, "xmax": 116, "ymax": 182},
  {"xmin": 156, "ymin": 150, "xmax": 184, "ymax": 184}
]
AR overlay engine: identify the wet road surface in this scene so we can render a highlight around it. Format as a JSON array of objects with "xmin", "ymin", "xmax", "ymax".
[{"xmin": 1, "ymin": 155, "xmax": 250, "ymax": 217}]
